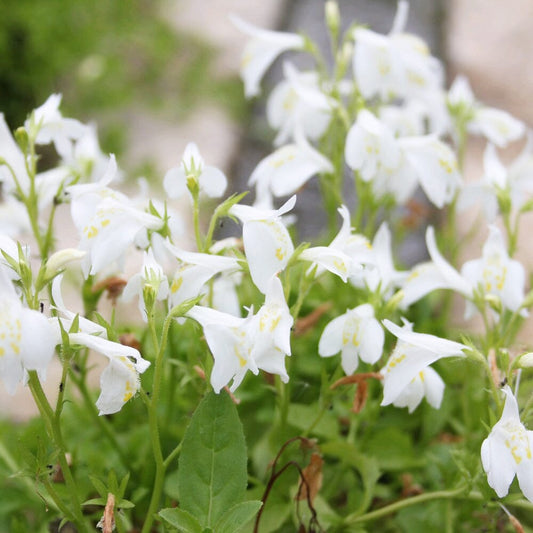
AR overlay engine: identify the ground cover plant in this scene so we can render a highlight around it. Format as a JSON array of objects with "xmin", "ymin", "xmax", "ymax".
[{"xmin": 1, "ymin": 1, "xmax": 533, "ymax": 531}]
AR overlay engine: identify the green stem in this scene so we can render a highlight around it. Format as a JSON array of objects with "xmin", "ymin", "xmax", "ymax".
[
  {"xmin": 27, "ymin": 372, "xmax": 89, "ymax": 531},
  {"xmin": 344, "ymin": 485, "xmax": 467, "ymax": 525},
  {"xmin": 141, "ymin": 313, "xmax": 174, "ymax": 533}
]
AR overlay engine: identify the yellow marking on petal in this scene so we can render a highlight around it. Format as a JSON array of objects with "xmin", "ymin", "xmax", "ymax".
[
  {"xmin": 10, "ymin": 342, "xmax": 20, "ymax": 355},
  {"xmin": 0, "ymin": 347, "xmax": 4, "ymax": 357},
  {"xmin": 438, "ymin": 158, "xmax": 455, "ymax": 174},
  {"xmin": 86, "ymin": 225, "xmax": 99, "ymax": 239},
  {"xmin": 101, "ymin": 219, "xmax": 110, "ymax": 227},
  {"xmin": 333, "ymin": 259, "xmax": 347, "ymax": 273},
  {"xmin": 171, "ymin": 277, "xmax": 183, "ymax": 294},
  {"xmin": 419, "ymin": 370, "xmax": 425, "ymax": 382},
  {"xmin": 275, "ymin": 247, "xmax": 285, "ymax": 260},
  {"xmin": 407, "ymin": 71, "xmax": 426, "ymax": 87}
]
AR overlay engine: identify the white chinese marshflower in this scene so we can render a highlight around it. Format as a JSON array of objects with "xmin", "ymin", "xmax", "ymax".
[
  {"xmin": 380, "ymin": 319, "xmax": 467, "ymax": 412},
  {"xmin": 229, "ymin": 196, "xmax": 295, "ymax": 293},
  {"xmin": 51, "ymin": 276, "xmax": 150, "ymax": 415},
  {"xmin": 352, "ymin": 1, "xmax": 443, "ymax": 101},
  {"xmin": 266, "ymin": 62, "xmax": 333, "ymax": 146},
  {"xmin": 68, "ymin": 332, "xmax": 150, "ymax": 415},
  {"xmin": 448, "ymin": 75, "xmax": 525, "ymax": 148},
  {"xmin": 299, "ymin": 205, "xmax": 371, "ymax": 282},
  {"xmin": 68, "ymin": 156, "xmax": 163, "ymax": 276},
  {"xmin": 345, "ymin": 110, "xmax": 462, "ymax": 208},
  {"xmin": 400, "ymin": 226, "xmax": 473, "ymax": 308},
  {"xmin": 122, "ymin": 249, "xmax": 169, "ymax": 321},
  {"xmin": 481, "ymin": 386, "xmax": 533, "ymax": 502},
  {"xmin": 0, "ymin": 113, "xmax": 31, "ymax": 196},
  {"xmin": 230, "ymin": 15, "xmax": 305, "ymax": 98},
  {"xmin": 458, "ymin": 139, "xmax": 533, "ymax": 220},
  {"xmin": 461, "ymin": 225, "xmax": 526, "ymax": 317},
  {"xmin": 0, "ymin": 269, "xmax": 57, "ymax": 395},
  {"xmin": 319, "ymin": 303, "xmax": 384, "ymax": 374},
  {"xmin": 187, "ymin": 276, "xmax": 292, "ymax": 392},
  {"xmin": 249, "ymin": 128, "xmax": 333, "ymax": 199},
  {"xmin": 163, "ymin": 142, "xmax": 227, "ymax": 200},
  {"xmin": 164, "ymin": 241, "xmax": 240, "ymax": 309},
  {"xmin": 24, "ymin": 94, "xmax": 87, "ymax": 156},
  {"xmin": 350, "ymin": 222, "xmax": 407, "ymax": 297}
]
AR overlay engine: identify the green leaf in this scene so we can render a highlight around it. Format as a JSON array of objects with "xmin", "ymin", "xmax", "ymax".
[
  {"xmin": 214, "ymin": 500, "xmax": 262, "ymax": 533},
  {"xmin": 159, "ymin": 508, "xmax": 203, "ymax": 533},
  {"xmin": 178, "ymin": 391, "xmax": 248, "ymax": 528}
]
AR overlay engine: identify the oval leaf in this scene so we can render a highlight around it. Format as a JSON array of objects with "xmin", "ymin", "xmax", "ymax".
[
  {"xmin": 178, "ymin": 391, "xmax": 247, "ymax": 527},
  {"xmin": 159, "ymin": 508, "xmax": 203, "ymax": 533},
  {"xmin": 215, "ymin": 500, "xmax": 263, "ymax": 533}
]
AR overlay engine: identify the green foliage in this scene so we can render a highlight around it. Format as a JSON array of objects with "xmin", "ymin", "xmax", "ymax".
[{"xmin": 175, "ymin": 391, "xmax": 249, "ymax": 528}]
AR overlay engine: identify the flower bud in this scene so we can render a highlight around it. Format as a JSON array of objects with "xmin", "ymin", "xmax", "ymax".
[
  {"xmin": 45, "ymin": 249, "xmax": 86, "ymax": 278},
  {"xmin": 518, "ymin": 352, "xmax": 533, "ymax": 368},
  {"xmin": 325, "ymin": 1, "xmax": 340, "ymax": 37},
  {"xmin": 15, "ymin": 127, "xmax": 29, "ymax": 153}
]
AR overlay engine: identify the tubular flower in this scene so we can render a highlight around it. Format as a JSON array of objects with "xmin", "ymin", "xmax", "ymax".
[
  {"xmin": 461, "ymin": 225, "xmax": 526, "ymax": 317},
  {"xmin": 380, "ymin": 319, "xmax": 466, "ymax": 411},
  {"xmin": 163, "ymin": 142, "xmax": 227, "ymax": 200},
  {"xmin": 481, "ymin": 386, "xmax": 533, "ymax": 502},
  {"xmin": 187, "ymin": 276, "xmax": 292, "ymax": 392},
  {"xmin": 319, "ymin": 303, "xmax": 383, "ymax": 374},
  {"xmin": 448, "ymin": 75, "xmax": 525, "ymax": 148},
  {"xmin": 230, "ymin": 15, "xmax": 305, "ymax": 98},
  {"xmin": 352, "ymin": 1, "xmax": 443, "ymax": 101},
  {"xmin": 230, "ymin": 196, "xmax": 295, "ymax": 293},
  {"xmin": 0, "ymin": 269, "xmax": 57, "ymax": 395}
]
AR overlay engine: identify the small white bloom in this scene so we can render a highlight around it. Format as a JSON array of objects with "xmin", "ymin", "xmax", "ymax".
[
  {"xmin": 0, "ymin": 113, "xmax": 31, "ymax": 196},
  {"xmin": 461, "ymin": 225, "xmax": 525, "ymax": 316},
  {"xmin": 0, "ymin": 269, "xmax": 57, "ymax": 395},
  {"xmin": 401, "ymin": 226, "xmax": 473, "ymax": 308},
  {"xmin": 266, "ymin": 62, "xmax": 333, "ymax": 146},
  {"xmin": 230, "ymin": 196, "xmax": 295, "ymax": 293},
  {"xmin": 249, "ymin": 129, "xmax": 333, "ymax": 199},
  {"xmin": 352, "ymin": 1, "xmax": 443, "ymax": 101},
  {"xmin": 163, "ymin": 142, "xmax": 227, "ymax": 200},
  {"xmin": 350, "ymin": 222, "xmax": 407, "ymax": 297},
  {"xmin": 390, "ymin": 367, "xmax": 445, "ymax": 413},
  {"xmin": 380, "ymin": 319, "xmax": 466, "ymax": 411},
  {"xmin": 25, "ymin": 94, "xmax": 87, "ymax": 156},
  {"xmin": 481, "ymin": 386, "xmax": 533, "ymax": 502},
  {"xmin": 122, "ymin": 249, "xmax": 169, "ymax": 321},
  {"xmin": 230, "ymin": 15, "xmax": 305, "ymax": 98},
  {"xmin": 300, "ymin": 206, "xmax": 370, "ymax": 282},
  {"xmin": 187, "ymin": 276, "xmax": 292, "ymax": 392},
  {"xmin": 319, "ymin": 303, "xmax": 383, "ymax": 374},
  {"xmin": 69, "ymin": 332, "xmax": 150, "ymax": 415},
  {"xmin": 448, "ymin": 76, "xmax": 525, "ymax": 147}
]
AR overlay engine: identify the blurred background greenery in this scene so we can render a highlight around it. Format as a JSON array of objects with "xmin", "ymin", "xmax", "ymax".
[{"xmin": 0, "ymin": 0, "xmax": 246, "ymax": 160}]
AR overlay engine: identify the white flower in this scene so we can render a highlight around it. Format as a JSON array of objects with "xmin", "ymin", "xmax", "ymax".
[
  {"xmin": 68, "ymin": 332, "xmax": 150, "ymax": 415},
  {"xmin": 249, "ymin": 129, "xmax": 333, "ymax": 199},
  {"xmin": 68, "ymin": 156, "xmax": 163, "ymax": 276},
  {"xmin": 401, "ymin": 226, "xmax": 473, "ymax": 308},
  {"xmin": 230, "ymin": 196, "xmax": 295, "ymax": 293},
  {"xmin": 164, "ymin": 241, "xmax": 240, "ymax": 309},
  {"xmin": 380, "ymin": 319, "xmax": 466, "ymax": 411},
  {"xmin": 350, "ymin": 222, "xmax": 407, "ymax": 297},
  {"xmin": 352, "ymin": 1, "xmax": 443, "ymax": 101},
  {"xmin": 0, "ymin": 113, "xmax": 31, "ymax": 196},
  {"xmin": 481, "ymin": 386, "xmax": 533, "ymax": 502},
  {"xmin": 163, "ymin": 142, "xmax": 227, "ymax": 200},
  {"xmin": 345, "ymin": 110, "xmax": 461, "ymax": 207},
  {"xmin": 319, "ymin": 303, "xmax": 383, "ymax": 374},
  {"xmin": 25, "ymin": 94, "xmax": 87, "ymax": 156},
  {"xmin": 461, "ymin": 225, "xmax": 526, "ymax": 316},
  {"xmin": 458, "ymin": 139, "xmax": 533, "ymax": 220},
  {"xmin": 299, "ymin": 206, "xmax": 370, "ymax": 282},
  {"xmin": 122, "ymin": 249, "xmax": 169, "ymax": 321},
  {"xmin": 187, "ymin": 276, "xmax": 292, "ymax": 392},
  {"xmin": 230, "ymin": 15, "xmax": 305, "ymax": 98},
  {"xmin": 448, "ymin": 76, "xmax": 525, "ymax": 147},
  {"xmin": 390, "ymin": 367, "xmax": 445, "ymax": 413},
  {"xmin": 0, "ymin": 269, "xmax": 57, "ymax": 395},
  {"xmin": 266, "ymin": 62, "xmax": 333, "ymax": 146}
]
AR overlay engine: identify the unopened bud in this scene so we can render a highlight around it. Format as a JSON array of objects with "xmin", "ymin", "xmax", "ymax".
[
  {"xmin": 518, "ymin": 352, "xmax": 533, "ymax": 368},
  {"xmin": 45, "ymin": 248, "xmax": 86, "ymax": 278},
  {"xmin": 484, "ymin": 293, "xmax": 502, "ymax": 314},
  {"xmin": 15, "ymin": 127, "xmax": 29, "ymax": 153},
  {"xmin": 325, "ymin": 1, "xmax": 340, "ymax": 36}
]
